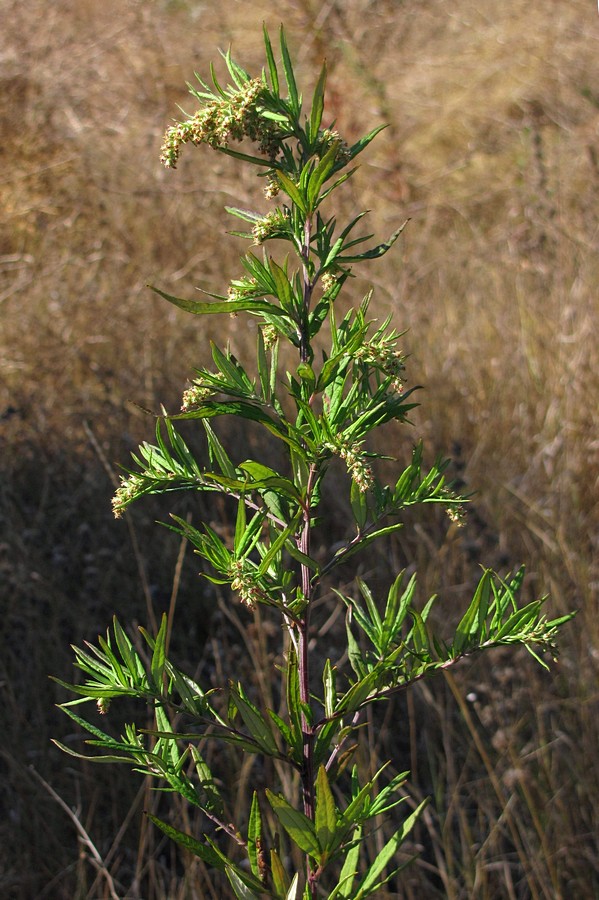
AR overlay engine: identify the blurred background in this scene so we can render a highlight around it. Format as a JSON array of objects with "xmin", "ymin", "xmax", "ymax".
[{"xmin": 1, "ymin": 0, "xmax": 597, "ymax": 897}]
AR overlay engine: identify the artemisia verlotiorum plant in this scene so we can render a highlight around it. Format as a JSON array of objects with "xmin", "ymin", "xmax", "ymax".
[{"xmin": 54, "ymin": 27, "xmax": 573, "ymax": 899}]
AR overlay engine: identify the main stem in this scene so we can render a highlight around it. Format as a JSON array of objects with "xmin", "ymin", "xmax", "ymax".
[{"xmin": 297, "ymin": 213, "xmax": 318, "ymax": 897}]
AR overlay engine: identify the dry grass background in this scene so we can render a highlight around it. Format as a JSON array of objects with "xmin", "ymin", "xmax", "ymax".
[{"xmin": 1, "ymin": 0, "xmax": 598, "ymax": 897}]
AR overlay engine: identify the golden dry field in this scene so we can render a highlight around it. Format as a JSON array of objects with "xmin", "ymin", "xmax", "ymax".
[{"xmin": 1, "ymin": 0, "xmax": 598, "ymax": 897}]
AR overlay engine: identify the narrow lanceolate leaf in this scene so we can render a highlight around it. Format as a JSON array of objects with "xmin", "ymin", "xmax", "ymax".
[
  {"xmin": 226, "ymin": 867, "xmax": 263, "ymax": 900},
  {"xmin": 328, "ymin": 825, "xmax": 362, "ymax": 899},
  {"xmin": 146, "ymin": 814, "xmax": 225, "ymax": 867},
  {"xmin": 358, "ymin": 579, "xmax": 383, "ymax": 642},
  {"xmin": 263, "ymin": 24, "xmax": 280, "ymax": 96},
  {"xmin": 490, "ymin": 567, "xmax": 524, "ymax": 630},
  {"xmin": 225, "ymin": 206, "xmax": 263, "ymax": 223},
  {"xmin": 269, "ymin": 257, "xmax": 296, "ymax": 313},
  {"xmin": 279, "ymin": 26, "xmax": 300, "ymax": 115},
  {"xmin": 247, "ymin": 791, "xmax": 263, "ymax": 878},
  {"xmin": 454, "ymin": 568, "xmax": 492, "ymax": 653},
  {"xmin": 309, "ymin": 61, "xmax": 327, "ymax": 144},
  {"xmin": 150, "ymin": 613, "xmax": 168, "ymax": 689},
  {"xmin": 223, "ymin": 46, "xmax": 251, "ymax": 89},
  {"xmin": 203, "ymin": 420, "xmax": 237, "ymax": 479},
  {"xmin": 257, "ymin": 327, "xmax": 270, "ymax": 402},
  {"xmin": 350, "ymin": 478, "xmax": 368, "ymax": 530},
  {"xmin": 189, "ymin": 745, "xmax": 224, "ymax": 817},
  {"xmin": 150, "ymin": 285, "xmax": 287, "ymax": 317},
  {"xmin": 307, "ymin": 140, "xmax": 339, "ymax": 210},
  {"xmin": 285, "ymin": 872, "xmax": 300, "ymax": 900},
  {"xmin": 338, "ymin": 220, "xmax": 409, "ymax": 263},
  {"xmin": 217, "ymin": 145, "xmax": 277, "ymax": 168},
  {"xmin": 266, "ymin": 790, "xmax": 321, "ymax": 857},
  {"xmin": 277, "ymin": 170, "xmax": 307, "ymax": 214},
  {"xmin": 234, "ymin": 496, "xmax": 248, "ymax": 554},
  {"xmin": 230, "ymin": 683, "xmax": 279, "ymax": 756},
  {"xmin": 270, "ymin": 848, "xmax": 291, "ymax": 896},
  {"xmin": 493, "ymin": 601, "xmax": 543, "ymax": 641},
  {"xmin": 323, "ymin": 659, "xmax": 336, "ymax": 719},
  {"xmin": 381, "ymin": 572, "xmax": 416, "ymax": 649},
  {"xmin": 343, "ymin": 124, "xmax": 388, "ymax": 166},
  {"xmin": 112, "ymin": 617, "xmax": 142, "ymax": 680},
  {"xmin": 56, "ymin": 704, "xmax": 124, "ymax": 748},
  {"xmin": 355, "ymin": 798, "xmax": 428, "ymax": 897},
  {"xmin": 315, "ymin": 765, "xmax": 337, "ymax": 854}
]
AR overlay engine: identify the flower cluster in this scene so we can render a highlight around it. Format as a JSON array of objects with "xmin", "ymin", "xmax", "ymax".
[
  {"xmin": 252, "ymin": 208, "xmax": 290, "ymax": 244},
  {"xmin": 228, "ymin": 275, "xmax": 259, "ymax": 303},
  {"xmin": 446, "ymin": 505, "xmax": 466, "ymax": 526},
  {"xmin": 160, "ymin": 79, "xmax": 281, "ymax": 169},
  {"xmin": 229, "ymin": 559, "xmax": 262, "ymax": 609},
  {"xmin": 325, "ymin": 434, "xmax": 374, "ymax": 492},
  {"xmin": 355, "ymin": 332, "xmax": 406, "ymax": 394},
  {"xmin": 181, "ymin": 382, "xmax": 212, "ymax": 411},
  {"xmin": 318, "ymin": 128, "xmax": 351, "ymax": 166},
  {"xmin": 112, "ymin": 473, "xmax": 146, "ymax": 518},
  {"xmin": 261, "ymin": 324, "xmax": 278, "ymax": 349},
  {"xmin": 263, "ymin": 176, "xmax": 280, "ymax": 199},
  {"xmin": 321, "ymin": 272, "xmax": 339, "ymax": 294}
]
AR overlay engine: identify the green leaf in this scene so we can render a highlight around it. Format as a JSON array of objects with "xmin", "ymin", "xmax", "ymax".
[
  {"xmin": 328, "ymin": 826, "xmax": 361, "ymax": 899},
  {"xmin": 337, "ymin": 669, "xmax": 380, "ymax": 716},
  {"xmin": 202, "ymin": 838, "xmax": 267, "ymax": 895},
  {"xmin": 284, "ymin": 652, "xmax": 304, "ymax": 760},
  {"xmin": 267, "ymin": 708, "xmax": 299, "ymax": 760},
  {"xmin": 112, "ymin": 617, "xmax": 143, "ymax": 681},
  {"xmin": 203, "ymin": 420, "xmax": 237, "ymax": 479},
  {"xmin": 381, "ymin": 572, "xmax": 416, "ymax": 650},
  {"xmin": 217, "ymin": 145, "xmax": 277, "ymax": 168},
  {"xmin": 284, "ymin": 539, "xmax": 320, "ymax": 573},
  {"xmin": 358, "ymin": 579, "xmax": 383, "ymax": 642},
  {"xmin": 146, "ymin": 814, "xmax": 224, "ymax": 867},
  {"xmin": 51, "ymin": 739, "xmax": 132, "ymax": 764},
  {"xmin": 315, "ymin": 765, "xmax": 337, "ymax": 854},
  {"xmin": 226, "ymin": 867, "xmax": 263, "ymax": 900},
  {"xmin": 263, "ymin": 24, "xmax": 280, "ymax": 95},
  {"xmin": 150, "ymin": 285, "xmax": 287, "ymax": 317},
  {"xmin": 266, "ymin": 790, "xmax": 321, "ymax": 857},
  {"xmin": 271, "ymin": 848, "xmax": 291, "ymax": 896},
  {"xmin": 494, "ymin": 600, "xmax": 543, "ymax": 641},
  {"xmin": 338, "ymin": 220, "xmax": 409, "ymax": 263},
  {"xmin": 343, "ymin": 124, "xmax": 388, "ymax": 166},
  {"xmin": 188, "ymin": 745, "xmax": 225, "ymax": 816},
  {"xmin": 279, "ymin": 26, "xmax": 300, "ymax": 115},
  {"xmin": 277, "ymin": 170, "xmax": 307, "ymax": 214},
  {"xmin": 150, "ymin": 614, "xmax": 168, "ymax": 690},
  {"xmin": 238, "ymin": 460, "xmax": 302, "ymax": 503},
  {"xmin": 223, "ymin": 46, "xmax": 251, "ymax": 89},
  {"xmin": 285, "ymin": 872, "xmax": 300, "ymax": 900},
  {"xmin": 490, "ymin": 566, "xmax": 524, "ymax": 630},
  {"xmin": 234, "ymin": 496, "xmax": 249, "ymax": 554},
  {"xmin": 342, "ymin": 607, "xmax": 367, "ymax": 678},
  {"xmin": 225, "ymin": 206, "xmax": 263, "ymax": 223},
  {"xmin": 323, "ymin": 659, "xmax": 336, "ymax": 719},
  {"xmin": 355, "ymin": 798, "xmax": 428, "ymax": 897},
  {"xmin": 327, "ymin": 522, "xmax": 404, "ymax": 572},
  {"xmin": 309, "ymin": 61, "xmax": 327, "ymax": 144},
  {"xmin": 267, "ymin": 257, "xmax": 294, "ymax": 314},
  {"xmin": 307, "ymin": 139, "xmax": 340, "ymax": 210},
  {"xmin": 256, "ymin": 327, "xmax": 270, "ymax": 402},
  {"xmin": 454, "ymin": 568, "xmax": 492, "ymax": 653},
  {"xmin": 350, "ymin": 478, "xmax": 368, "ymax": 530},
  {"xmin": 230, "ymin": 683, "xmax": 279, "ymax": 756}
]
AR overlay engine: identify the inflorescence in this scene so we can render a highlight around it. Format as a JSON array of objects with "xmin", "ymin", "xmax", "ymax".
[{"xmin": 160, "ymin": 79, "xmax": 281, "ymax": 169}]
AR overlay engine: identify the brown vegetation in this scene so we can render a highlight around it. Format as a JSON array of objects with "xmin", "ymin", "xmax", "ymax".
[{"xmin": 1, "ymin": 0, "xmax": 597, "ymax": 897}]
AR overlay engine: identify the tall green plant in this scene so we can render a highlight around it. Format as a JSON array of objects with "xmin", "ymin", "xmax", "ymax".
[{"xmin": 54, "ymin": 28, "xmax": 572, "ymax": 899}]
